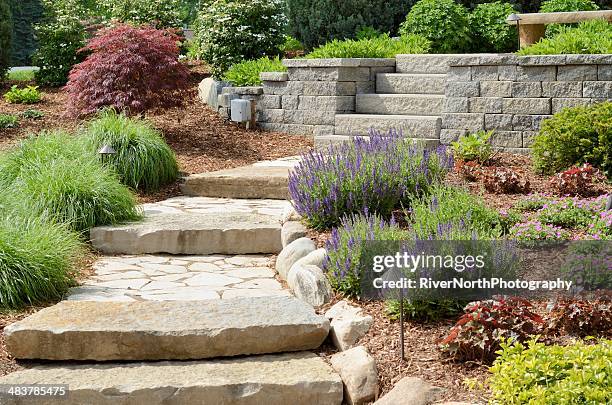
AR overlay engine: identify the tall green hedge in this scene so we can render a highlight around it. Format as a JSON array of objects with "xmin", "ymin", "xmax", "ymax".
[
  {"xmin": 0, "ymin": 0, "xmax": 12, "ymax": 79},
  {"xmin": 286, "ymin": 0, "xmax": 416, "ymax": 49},
  {"xmin": 8, "ymin": 0, "xmax": 43, "ymax": 66}
]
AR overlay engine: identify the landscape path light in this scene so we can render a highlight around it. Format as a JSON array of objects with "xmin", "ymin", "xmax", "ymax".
[{"xmin": 98, "ymin": 144, "xmax": 116, "ymax": 165}]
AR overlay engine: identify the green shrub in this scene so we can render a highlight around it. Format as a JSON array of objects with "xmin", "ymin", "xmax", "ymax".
[
  {"xmin": 451, "ymin": 130, "xmax": 493, "ymax": 163},
  {"xmin": 223, "ymin": 56, "xmax": 286, "ymax": 86},
  {"xmin": 490, "ymin": 339, "xmax": 611, "ymax": 404},
  {"xmin": 355, "ymin": 26, "xmax": 382, "ymax": 40},
  {"xmin": 286, "ymin": 0, "xmax": 416, "ymax": 49},
  {"xmin": 470, "ymin": 1, "xmax": 518, "ymax": 52},
  {"xmin": 21, "ymin": 109, "xmax": 44, "ymax": 119},
  {"xmin": 532, "ymin": 101, "xmax": 611, "ymax": 178},
  {"xmin": 32, "ymin": 0, "xmax": 88, "ymax": 87},
  {"xmin": 281, "ymin": 35, "xmax": 304, "ymax": 53},
  {"xmin": 81, "ymin": 110, "xmax": 179, "ymax": 191},
  {"xmin": 0, "ymin": 113, "xmax": 18, "ymax": 129},
  {"xmin": 306, "ymin": 34, "xmax": 431, "ymax": 58},
  {"xmin": 540, "ymin": 0, "xmax": 599, "ymax": 37},
  {"xmin": 3, "ymin": 85, "xmax": 42, "ymax": 104},
  {"xmin": 0, "ymin": 0, "xmax": 12, "ymax": 81},
  {"xmin": 193, "ymin": 0, "xmax": 286, "ymax": 79},
  {"xmin": 518, "ymin": 19, "xmax": 612, "ymax": 55},
  {"xmin": 385, "ymin": 298, "xmax": 466, "ymax": 322},
  {"xmin": 97, "ymin": 0, "xmax": 183, "ymax": 28},
  {"xmin": 399, "ymin": 0, "xmax": 471, "ymax": 53},
  {"xmin": 0, "ymin": 131, "xmax": 141, "ymax": 232}
]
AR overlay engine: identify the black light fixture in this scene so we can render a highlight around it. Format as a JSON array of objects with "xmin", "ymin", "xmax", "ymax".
[
  {"xmin": 507, "ymin": 13, "xmax": 522, "ymax": 50},
  {"xmin": 98, "ymin": 145, "xmax": 116, "ymax": 164},
  {"xmin": 606, "ymin": 194, "xmax": 612, "ymax": 211}
]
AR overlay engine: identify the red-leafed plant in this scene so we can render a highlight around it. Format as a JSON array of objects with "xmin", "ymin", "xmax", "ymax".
[
  {"xmin": 482, "ymin": 167, "xmax": 531, "ymax": 194},
  {"xmin": 550, "ymin": 163, "xmax": 606, "ymax": 196},
  {"xmin": 546, "ymin": 298, "xmax": 611, "ymax": 338},
  {"xmin": 439, "ymin": 297, "xmax": 544, "ymax": 363},
  {"xmin": 65, "ymin": 24, "xmax": 191, "ymax": 117},
  {"xmin": 454, "ymin": 159, "xmax": 482, "ymax": 182}
]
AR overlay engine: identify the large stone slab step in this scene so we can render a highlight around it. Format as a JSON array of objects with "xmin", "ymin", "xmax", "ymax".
[
  {"xmin": 0, "ymin": 352, "xmax": 343, "ymax": 405},
  {"xmin": 396, "ymin": 54, "xmax": 477, "ymax": 74},
  {"xmin": 5, "ymin": 296, "xmax": 329, "ymax": 361},
  {"xmin": 90, "ymin": 197, "xmax": 291, "ymax": 255},
  {"xmin": 376, "ymin": 73, "xmax": 446, "ymax": 95},
  {"xmin": 356, "ymin": 94, "xmax": 444, "ymax": 115},
  {"xmin": 334, "ymin": 114, "xmax": 441, "ymax": 138}
]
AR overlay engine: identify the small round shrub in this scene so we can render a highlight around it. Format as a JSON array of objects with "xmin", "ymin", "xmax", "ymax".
[
  {"xmin": 82, "ymin": 110, "xmax": 179, "ymax": 191},
  {"xmin": 98, "ymin": 0, "xmax": 183, "ymax": 28},
  {"xmin": 470, "ymin": 2, "xmax": 518, "ymax": 52},
  {"xmin": 65, "ymin": 24, "xmax": 191, "ymax": 117},
  {"xmin": 223, "ymin": 57, "xmax": 286, "ymax": 87},
  {"xmin": 0, "ymin": 0, "xmax": 12, "ymax": 82},
  {"xmin": 193, "ymin": 0, "xmax": 286, "ymax": 79},
  {"xmin": 399, "ymin": 0, "xmax": 472, "ymax": 53},
  {"xmin": 540, "ymin": 0, "xmax": 599, "ymax": 37},
  {"xmin": 532, "ymin": 101, "xmax": 611, "ymax": 178},
  {"xmin": 306, "ymin": 34, "xmax": 431, "ymax": 59}
]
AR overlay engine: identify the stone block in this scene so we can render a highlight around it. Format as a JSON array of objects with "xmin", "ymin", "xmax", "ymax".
[
  {"xmin": 472, "ymin": 65, "xmax": 498, "ymax": 80},
  {"xmin": 565, "ymin": 54, "xmax": 612, "ymax": 65},
  {"xmin": 446, "ymin": 81, "xmax": 479, "ymax": 97},
  {"xmin": 284, "ymin": 109, "xmax": 305, "ymax": 124},
  {"xmin": 218, "ymin": 93, "xmax": 238, "ymax": 108},
  {"xmin": 552, "ymin": 98, "xmax": 593, "ymax": 113},
  {"xmin": 490, "ymin": 131, "xmax": 523, "ymax": 148},
  {"xmin": 355, "ymin": 81, "xmax": 376, "ymax": 93},
  {"xmin": 517, "ymin": 55, "xmax": 567, "ymax": 66},
  {"xmin": 541, "ymin": 81, "xmax": 583, "ymax": 98},
  {"xmin": 583, "ymin": 81, "xmax": 612, "ymax": 98},
  {"xmin": 276, "ymin": 237, "xmax": 316, "ymax": 280},
  {"xmin": 447, "ymin": 66, "xmax": 471, "ymax": 81},
  {"xmin": 512, "ymin": 115, "xmax": 552, "ymax": 131},
  {"xmin": 303, "ymin": 110, "xmax": 336, "ymax": 125},
  {"xmin": 298, "ymin": 96, "xmax": 355, "ymax": 111},
  {"xmin": 469, "ymin": 97, "xmax": 502, "ymax": 113},
  {"xmin": 257, "ymin": 109, "xmax": 284, "ymax": 123},
  {"xmin": 224, "ymin": 86, "xmax": 263, "ymax": 96},
  {"xmin": 440, "ymin": 129, "xmax": 467, "ymax": 144},
  {"xmin": 369, "ymin": 66, "xmax": 395, "ymax": 80},
  {"xmin": 314, "ymin": 125, "xmax": 335, "ymax": 136},
  {"xmin": 264, "ymin": 81, "xmax": 288, "ymax": 95},
  {"xmin": 517, "ymin": 65, "xmax": 556, "ymax": 82},
  {"xmin": 260, "ymin": 71, "xmax": 288, "ymax": 82},
  {"xmin": 485, "ymin": 114, "xmax": 513, "ymax": 131},
  {"xmin": 257, "ymin": 95, "xmax": 282, "ymax": 110},
  {"xmin": 325, "ymin": 301, "xmax": 373, "ymax": 352},
  {"xmin": 557, "ymin": 65, "xmax": 597, "ymax": 81},
  {"xmin": 302, "ymin": 81, "xmax": 356, "ymax": 96},
  {"xmin": 512, "ymin": 82, "xmax": 542, "ymax": 97},
  {"xmin": 288, "ymin": 67, "xmax": 370, "ymax": 82},
  {"xmin": 480, "ymin": 81, "xmax": 512, "ymax": 97},
  {"xmin": 283, "ymin": 124, "xmax": 315, "ymax": 135},
  {"xmin": 522, "ymin": 131, "xmax": 538, "ymax": 147},
  {"xmin": 442, "ymin": 113, "xmax": 484, "ymax": 131},
  {"xmin": 503, "ymin": 98, "xmax": 551, "ymax": 114},
  {"xmin": 331, "ymin": 346, "xmax": 379, "ymax": 405},
  {"xmin": 498, "ymin": 65, "xmax": 518, "ymax": 80},
  {"xmin": 598, "ymin": 65, "xmax": 612, "ymax": 80},
  {"xmin": 444, "ymin": 97, "xmax": 469, "ymax": 113},
  {"xmin": 374, "ymin": 377, "xmax": 443, "ymax": 405},
  {"xmin": 282, "ymin": 95, "xmax": 299, "ymax": 110}
]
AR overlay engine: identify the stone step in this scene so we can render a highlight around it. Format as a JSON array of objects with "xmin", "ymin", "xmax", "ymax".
[
  {"xmin": 334, "ymin": 114, "xmax": 441, "ymax": 138},
  {"xmin": 356, "ymin": 94, "xmax": 444, "ymax": 115},
  {"xmin": 5, "ymin": 296, "xmax": 329, "ymax": 361},
  {"xmin": 181, "ymin": 158, "xmax": 299, "ymax": 199},
  {"xmin": 314, "ymin": 135, "xmax": 439, "ymax": 149},
  {"xmin": 90, "ymin": 197, "xmax": 291, "ymax": 255},
  {"xmin": 376, "ymin": 73, "xmax": 446, "ymax": 94},
  {"xmin": 396, "ymin": 54, "xmax": 478, "ymax": 74},
  {"xmin": 0, "ymin": 352, "xmax": 343, "ymax": 405}
]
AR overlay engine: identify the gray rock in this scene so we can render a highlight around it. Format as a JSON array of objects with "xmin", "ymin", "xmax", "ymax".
[
  {"xmin": 502, "ymin": 98, "xmax": 551, "ymax": 115},
  {"xmin": 281, "ymin": 221, "xmax": 308, "ymax": 248},
  {"xmin": 287, "ymin": 264, "xmax": 332, "ymax": 307},
  {"xmin": 198, "ymin": 78, "xmax": 226, "ymax": 108},
  {"xmin": 331, "ymin": 346, "xmax": 379, "ymax": 405},
  {"xmin": 325, "ymin": 300, "xmax": 373, "ymax": 351},
  {"xmin": 0, "ymin": 352, "xmax": 344, "ymax": 405},
  {"xmin": 291, "ymin": 248, "xmax": 327, "ymax": 270},
  {"xmin": 557, "ymin": 65, "xmax": 597, "ymax": 81},
  {"xmin": 446, "ymin": 81, "xmax": 479, "ymax": 97},
  {"xmin": 541, "ymin": 81, "xmax": 583, "ymax": 98},
  {"xmin": 511, "ymin": 82, "xmax": 542, "ymax": 98},
  {"xmin": 276, "ymin": 237, "xmax": 316, "ymax": 280},
  {"xmin": 442, "ymin": 113, "xmax": 484, "ymax": 131},
  {"xmin": 468, "ymin": 97, "xmax": 502, "ymax": 114},
  {"xmin": 5, "ymin": 297, "xmax": 330, "ymax": 361},
  {"xmin": 444, "ymin": 97, "xmax": 469, "ymax": 113},
  {"xmin": 374, "ymin": 377, "xmax": 444, "ymax": 405},
  {"xmin": 480, "ymin": 81, "xmax": 512, "ymax": 97}
]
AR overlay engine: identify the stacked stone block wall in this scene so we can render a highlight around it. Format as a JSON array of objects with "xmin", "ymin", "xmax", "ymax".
[{"xmin": 441, "ymin": 54, "xmax": 612, "ymax": 153}]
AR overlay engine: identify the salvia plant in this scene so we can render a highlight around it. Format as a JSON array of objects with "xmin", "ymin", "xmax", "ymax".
[{"xmin": 288, "ymin": 129, "xmax": 453, "ymax": 230}]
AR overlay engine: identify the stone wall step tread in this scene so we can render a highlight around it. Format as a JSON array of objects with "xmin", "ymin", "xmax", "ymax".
[
  {"xmin": 5, "ymin": 297, "xmax": 330, "ymax": 361},
  {"xmin": 375, "ymin": 73, "xmax": 447, "ymax": 94},
  {"xmin": 334, "ymin": 114, "xmax": 442, "ymax": 138},
  {"xmin": 0, "ymin": 352, "xmax": 343, "ymax": 405},
  {"xmin": 356, "ymin": 94, "xmax": 445, "ymax": 115}
]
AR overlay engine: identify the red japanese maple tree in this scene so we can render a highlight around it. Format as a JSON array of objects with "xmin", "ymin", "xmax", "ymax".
[{"xmin": 65, "ymin": 24, "xmax": 190, "ymax": 117}]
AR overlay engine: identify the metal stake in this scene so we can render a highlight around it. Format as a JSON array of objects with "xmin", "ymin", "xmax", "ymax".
[{"xmin": 399, "ymin": 287, "xmax": 405, "ymax": 360}]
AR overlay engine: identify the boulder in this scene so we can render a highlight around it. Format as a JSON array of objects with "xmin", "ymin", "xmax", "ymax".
[
  {"xmin": 198, "ymin": 78, "xmax": 227, "ymax": 108},
  {"xmin": 288, "ymin": 264, "xmax": 333, "ymax": 307},
  {"xmin": 325, "ymin": 300, "xmax": 373, "ymax": 351},
  {"xmin": 290, "ymin": 248, "xmax": 327, "ymax": 272},
  {"xmin": 281, "ymin": 221, "xmax": 307, "ymax": 248},
  {"xmin": 330, "ymin": 346, "xmax": 379, "ymax": 405},
  {"xmin": 276, "ymin": 237, "xmax": 316, "ymax": 280},
  {"xmin": 374, "ymin": 377, "xmax": 444, "ymax": 405}
]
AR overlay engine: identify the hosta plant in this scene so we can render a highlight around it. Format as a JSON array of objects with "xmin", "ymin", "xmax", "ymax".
[{"xmin": 3, "ymin": 85, "xmax": 42, "ymax": 104}]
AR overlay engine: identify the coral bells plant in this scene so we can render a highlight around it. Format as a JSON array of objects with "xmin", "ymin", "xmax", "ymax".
[
  {"xmin": 482, "ymin": 166, "xmax": 531, "ymax": 194},
  {"xmin": 550, "ymin": 163, "xmax": 607, "ymax": 196},
  {"xmin": 547, "ymin": 298, "xmax": 611, "ymax": 338},
  {"xmin": 288, "ymin": 129, "xmax": 453, "ymax": 229},
  {"xmin": 65, "ymin": 24, "xmax": 191, "ymax": 117}
]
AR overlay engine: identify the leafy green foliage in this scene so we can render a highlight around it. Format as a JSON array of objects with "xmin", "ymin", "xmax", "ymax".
[
  {"xmin": 532, "ymin": 101, "xmax": 611, "ymax": 178},
  {"xmin": 32, "ymin": 0, "xmax": 88, "ymax": 86},
  {"xmin": 540, "ymin": 0, "xmax": 599, "ymax": 37},
  {"xmin": 0, "ymin": 113, "xmax": 18, "ymax": 128},
  {"xmin": 469, "ymin": 1, "xmax": 518, "ymax": 52},
  {"xmin": 0, "ymin": 131, "xmax": 141, "ymax": 233},
  {"xmin": 451, "ymin": 130, "xmax": 493, "ymax": 163},
  {"xmin": 518, "ymin": 19, "xmax": 612, "ymax": 55},
  {"xmin": 21, "ymin": 109, "xmax": 44, "ymax": 119},
  {"xmin": 306, "ymin": 34, "xmax": 431, "ymax": 58},
  {"xmin": 280, "ymin": 35, "xmax": 304, "ymax": 53},
  {"xmin": 3, "ymin": 85, "xmax": 41, "ymax": 104},
  {"xmin": 81, "ymin": 110, "xmax": 179, "ymax": 191},
  {"xmin": 223, "ymin": 56, "xmax": 286, "ymax": 86},
  {"xmin": 399, "ymin": 0, "xmax": 471, "ymax": 53},
  {"xmin": 193, "ymin": 0, "xmax": 286, "ymax": 79},
  {"xmin": 7, "ymin": 0, "xmax": 43, "ymax": 66},
  {"xmin": 0, "ymin": 0, "xmax": 12, "ymax": 81},
  {"xmin": 385, "ymin": 299, "xmax": 466, "ymax": 322},
  {"xmin": 286, "ymin": 0, "xmax": 417, "ymax": 49},
  {"xmin": 355, "ymin": 26, "xmax": 382, "ymax": 40},
  {"xmin": 489, "ymin": 339, "xmax": 611, "ymax": 404},
  {"xmin": 97, "ymin": 0, "xmax": 183, "ymax": 28}
]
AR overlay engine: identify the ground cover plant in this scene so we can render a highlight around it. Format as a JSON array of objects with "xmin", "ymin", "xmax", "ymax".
[
  {"xmin": 223, "ymin": 57, "xmax": 286, "ymax": 86},
  {"xmin": 518, "ymin": 19, "xmax": 612, "ymax": 55},
  {"xmin": 82, "ymin": 109, "xmax": 179, "ymax": 191},
  {"xmin": 3, "ymin": 85, "xmax": 42, "ymax": 104},
  {"xmin": 306, "ymin": 33, "xmax": 431, "ymax": 58},
  {"xmin": 0, "ymin": 113, "xmax": 18, "ymax": 129},
  {"xmin": 66, "ymin": 24, "xmax": 191, "ymax": 117}
]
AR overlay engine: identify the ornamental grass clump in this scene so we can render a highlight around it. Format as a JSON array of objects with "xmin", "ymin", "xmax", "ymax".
[
  {"xmin": 288, "ymin": 129, "xmax": 453, "ymax": 230},
  {"xmin": 82, "ymin": 109, "xmax": 179, "ymax": 191}
]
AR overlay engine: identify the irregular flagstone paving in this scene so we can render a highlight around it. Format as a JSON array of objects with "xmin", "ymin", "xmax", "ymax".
[
  {"xmin": 142, "ymin": 196, "xmax": 292, "ymax": 217},
  {"xmin": 69, "ymin": 254, "xmax": 291, "ymax": 302}
]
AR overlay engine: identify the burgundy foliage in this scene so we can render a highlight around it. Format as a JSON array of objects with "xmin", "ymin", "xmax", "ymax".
[
  {"xmin": 550, "ymin": 163, "xmax": 607, "ymax": 197},
  {"xmin": 482, "ymin": 167, "xmax": 531, "ymax": 194},
  {"xmin": 546, "ymin": 298, "xmax": 611, "ymax": 338},
  {"xmin": 65, "ymin": 24, "xmax": 191, "ymax": 117}
]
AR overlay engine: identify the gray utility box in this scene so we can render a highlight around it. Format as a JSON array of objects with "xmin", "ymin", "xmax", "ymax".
[{"xmin": 231, "ymin": 99, "xmax": 252, "ymax": 123}]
